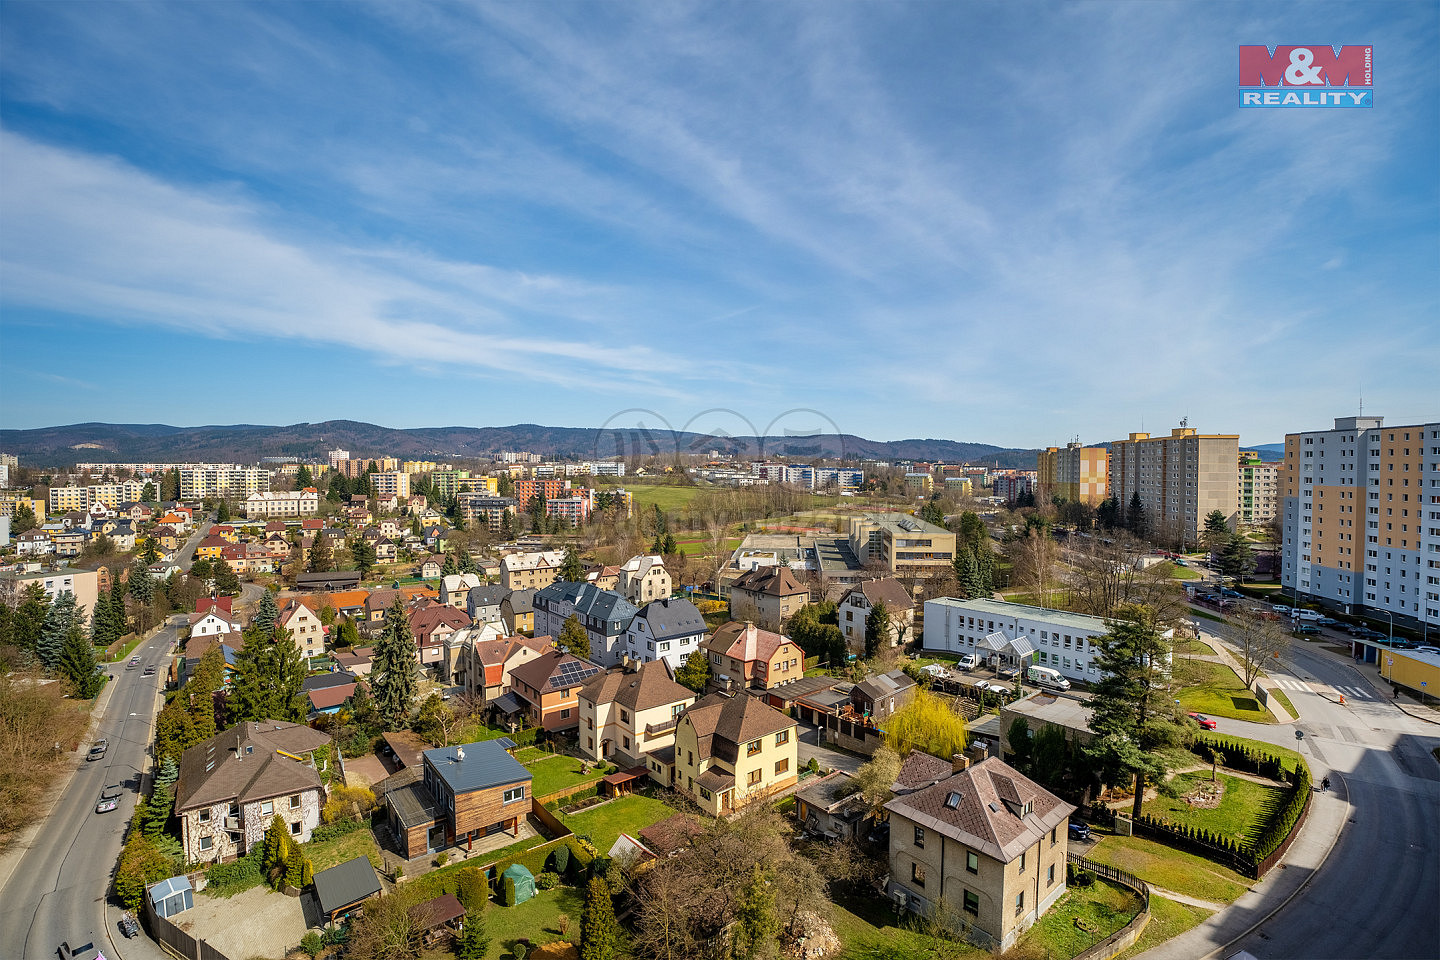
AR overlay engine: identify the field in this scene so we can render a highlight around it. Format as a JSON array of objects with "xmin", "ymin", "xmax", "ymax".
[
  {"xmin": 1085, "ymin": 834, "xmax": 1252, "ymax": 905},
  {"xmin": 1113, "ymin": 895, "xmax": 1214, "ymax": 960},
  {"xmin": 601, "ymin": 481, "xmax": 708, "ymax": 512},
  {"xmin": 1176, "ymin": 660, "xmax": 1276, "ymax": 723},
  {"xmin": 1144, "ymin": 771, "xmax": 1285, "ymax": 846},
  {"xmin": 1016, "ymin": 878, "xmax": 1142, "ymax": 957},
  {"xmin": 561, "ymin": 794, "xmax": 675, "ymax": 853}
]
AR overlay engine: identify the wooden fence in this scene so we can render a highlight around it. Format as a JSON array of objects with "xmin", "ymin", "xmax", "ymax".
[
  {"xmin": 143, "ymin": 900, "xmax": 234, "ymax": 960},
  {"xmin": 1066, "ymin": 854, "xmax": 1151, "ymax": 960}
]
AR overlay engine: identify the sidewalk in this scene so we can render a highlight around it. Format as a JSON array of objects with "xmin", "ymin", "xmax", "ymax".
[
  {"xmin": 1337, "ymin": 652, "xmax": 1440, "ymax": 726},
  {"xmin": 1135, "ymin": 779, "xmax": 1350, "ymax": 960}
]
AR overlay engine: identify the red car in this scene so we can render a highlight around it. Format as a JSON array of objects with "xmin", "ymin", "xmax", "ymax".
[{"xmin": 1188, "ymin": 712, "xmax": 1218, "ymax": 730}]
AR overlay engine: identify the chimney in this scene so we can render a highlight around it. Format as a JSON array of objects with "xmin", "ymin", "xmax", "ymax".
[
  {"xmin": 951, "ymin": 753, "xmax": 969, "ymax": 773},
  {"xmin": 456, "ymin": 746, "xmax": 466, "ymax": 761},
  {"xmin": 967, "ymin": 743, "xmax": 989, "ymax": 765}
]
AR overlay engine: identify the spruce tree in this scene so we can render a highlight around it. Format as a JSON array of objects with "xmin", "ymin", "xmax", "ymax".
[
  {"xmin": 455, "ymin": 910, "xmax": 492, "ymax": 960},
  {"xmin": 308, "ymin": 535, "xmax": 335, "ymax": 573},
  {"xmin": 60, "ymin": 621, "xmax": 103, "ymax": 698},
  {"xmin": 216, "ymin": 500, "xmax": 231, "ymax": 523},
  {"xmin": 14, "ymin": 582, "xmax": 50, "ymax": 654},
  {"xmin": 580, "ymin": 876, "xmax": 616, "ymax": 960},
  {"xmin": 296, "ymin": 464, "xmax": 313, "ymax": 489},
  {"xmin": 558, "ymin": 614, "xmax": 591, "ymax": 661},
  {"xmin": 253, "ymin": 590, "xmax": 279, "ymax": 635},
  {"xmin": 442, "ymin": 553, "xmax": 459, "ymax": 577},
  {"xmin": 559, "ymin": 544, "xmax": 584, "ymax": 583},
  {"xmin": 128, "ymin": 564, "xmax": 155, "ymax": 607},
  {"xmin": 38, "ymin": 590, "xmax": 78, "ymax": 670},
  {"xmin": 371, "ymin": 596, "xmax": 419, "ymax": 731},
  {"xmin": 864, "ymin": 601, "xmax": 891, "ymax": 660}
]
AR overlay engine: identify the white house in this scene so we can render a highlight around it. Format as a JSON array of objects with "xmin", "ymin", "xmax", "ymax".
[
  {"xmin": 617, "ymin": 555, "xmax": 672, "ymax": 605},
  {"xmin": 836, "ymin": 578, "xmax": 916, "ymax": 652},
  {"xmin": 624, "ymin": 597, "xmax": 707, "ymax": 672},
  {"xmin": 440, "ymin": 574, "xmax": 483, "ymax": 608}
]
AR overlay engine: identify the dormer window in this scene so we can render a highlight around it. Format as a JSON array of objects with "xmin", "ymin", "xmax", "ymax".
[{"xmin": 944, "ymin": 791, "xmax": 961, "ymax": 810}]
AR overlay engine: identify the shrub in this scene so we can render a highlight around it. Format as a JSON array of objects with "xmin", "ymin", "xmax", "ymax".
[
  {"xmin": 205, "ymin": 851, "xmax": 264, "ymax": 898},
  {"xmin": 310, "ymin": 817, "xmax": 365, "ymax": 843},
  {"xmin": 322, "ymin": 784, "xmax": 376, "ymax": 823},
  {"xmin": 551, "ymin": 844, "xmax": 571, "ymax": 876},
  {"xmin": 502, "ymin": 875, "xmax": 518, "ymax": 907},
  {"xmin": 537, "ymin": 871, "xmax": 560, "ymax": 890},
  {"xmin": 393, "ymin": 863, "xmax": 404, "ymax": 881},
  {"xmin": 116, "ymin": 834, "xmax": 176, "ymax": 910},
  {"xmin": 514, "ymin": 942, "xmax": 529, "ymax": 960},
  {"xmin": 456, "ymin": 866, "xmax": 487, "ymax": 911},
  {"xmin": 805, "ymin": 757, "xmax": 820, "ymax": 775},
  {"xmin": 300, "ymin": 931, "xmax": 323, "ymax": 959},
  {"xmin": 436, "ymin": 851, "xmax": 450, "ymax": 867}
]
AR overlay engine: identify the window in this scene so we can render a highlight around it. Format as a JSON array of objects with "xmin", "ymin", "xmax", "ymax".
[
  {"xmin": 560, "ymin": 708, "xmax": 571, "ymax": 720},
  {"xmin": 1050, "ymin": 827, "xmax": 1057, "ymax": 846},
  {"xmin": 775, "ymin": 729, "xmax": 789, "ymax": 746},
  {"xmin": 914, "ymin": 826, "xmax": 925, "ymax": 848},
  {"xmin": 911, "ymin": 862, "xmax": 926, "ymax": 887},
  {"xmin": 1048, "ymin": 863, "xmax": 1056, "ymax": 887},
  {"xmin": 623, "ymin": 736, "xmax": 630, "ymax": 750},
  {"xmin": 1015, "ymin": 892, "xmax": 1025, "ymax": 916},
  {"xmin": 747, "ymin": 739, "xmax": 763, "ymax": 757},
  {"xmin": 290, "ymin": 821, "xmax": 302, "ymax": 835},
  {"xmin": 1019, "ymin": 851, "xmax": 1026, "ymax": 873},
  {"xmin": 587, "ymin": 717, "xmax": 594, "ymax": 730},
  {"xmin": 290, "ymin": 794, "xmax": 301, "ymax": 809},
  {"xmin": 588, "ymin": 737, "xmax": 594, "ymax": 749},
  {"xmin": 620, "ymin": 710, "xmax": 630, "ymax": 724},
  {"xmin": 198, "ymin": 809, "xmax": 211, "ymax": 823},
  {"xmin": 502, "ymin": 786, "xmax": 526, "ymax": 804},
  {"xmin": 199, "ymin": 836, "xmax": 213, "ymax": 851},
  {"xmin": 261, "ymin": 800, "xmax": 274, "ymax": 816},
  {"xmin": 775, "ymin": 758, "xmax": 789, "ymax": 775},
  {"xmin": 966, "ymin": 851, "xmax": 979, "ymax": 874},
  {"xmin": 748, "ymin": 769, "xmax": 763, "ymax": 786},
  {"xmin": 963, "ymin": 890, "xmax": 979, "ymax": 915}
]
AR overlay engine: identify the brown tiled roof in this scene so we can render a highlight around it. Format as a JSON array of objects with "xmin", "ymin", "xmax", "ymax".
[
  {"xmin": 638, "ymin": 812, "xmax": 707, "ymax": 857},
  {"xmin": 891, "ymin": 750, "xmax": 952, "ymax": 795},
  {"xmin": 408, "ymin": 601, "xmax": 471, "ymax": 641},
  {"xmin": 683, "ymin": 692, "xmax": 794, "ymax": 760},
  {"xmin": 174, "ymin": 720, "xmax": 331, "ymax": 813},
  {"xmin": 730, "ymin": 565, "xmax": 807, "ymax": 598},
  {"xmin": 703, "ymin": 621, "xmax": 798, "ymax": 664},
  {"xmin": 851, "ymin": 578, "xmax": 915, "ymax": 612},
  {"xmin": 309, "ymin": 683, "xmax": 358, "ymax": 711},
  {"xmin": 509, "ymin": 650, "xmax": 601, "ymax": 695},
  {"xmin": 694, "ymin": 767, "xmax": 736, "ymax": 793},
  {"xmin": 884, "ymin": 756, "xmax": 1075, "ymax": 863},
  {"xmin": 581, "ymin": 660, "xmax": 693, "ymax": 713}
]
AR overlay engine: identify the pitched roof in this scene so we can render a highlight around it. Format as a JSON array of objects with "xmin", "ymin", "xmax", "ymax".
[
  {"xmin": 731, "ymin": 565, "xmax": 807, "ymax": 597},
  {"xmin": 313, "ymin": 856, "xmax": 382, "ymax": 916},
  {"xmin": 891, "ymin": 749, "xmax": 953, "ymax": 795},
  {"xmin": 884, "ymin": 756, "xmax": 1075, "ymax": 862},
  {"xmin": 703, "ymin": 621, "xmax": 797, "ymax": 664},
  {"xmin": 853, "ymin": 669, "xmax": 916, "ymax": 703},
  {"xmin": 174, "ymin": 720, "xmax": 331, "ymax": 813},
  {"xmin": 632, "ymin": 598, "xmax": 705, "ymax": 641},
  {"xmin": 683, "ymin": 692, "xmax": 795, "ymax": 760},
  {"xmin": 409, "ymin": 602, "xmax": 471, "ymax": 640},
  {"xmin": 638, "ymin": 812, "xmax": 707, "ymax": 857},
  {"xmin": 308, "ymin": 682, "xmax": 358, "ymax": 711},
  {"xmin": 846, "ymin": 578, "xmax": 915, "ymax": 612},
  {"xmin": 536, "ymin": 581, "xmax": 640, "ymax": 627},
  {"xmin": 581, "ymin": 660, "xmax": 693, "ymax": 713},
  {"xmin": 327, "ymin": 589, "xmax": 370, "ymax": 610},
  {"xmin": 466, "ymin": 584, "xmax": 509, "ymax": 608},
  {"xmin": 509, "ymin": 649, "xmax": 602, "ymax": 695},
  {"xmin": 502, "ymin": 589, "xmax": 535, "ymax": 614}
]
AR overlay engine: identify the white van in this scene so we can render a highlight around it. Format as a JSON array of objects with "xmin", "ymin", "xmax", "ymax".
[
  {"xmin": 957, "ymin": 654, "xmax": 978, "ymax": 672},
  {"xmin": 1027, "ymin": 665, "xmax": 1071, "ymax": 691},
  {"xmin": 1293, "ymin": 609, "xmax": 1323, "ymax": 622}
]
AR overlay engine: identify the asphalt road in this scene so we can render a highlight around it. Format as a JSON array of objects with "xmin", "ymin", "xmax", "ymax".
[
  {"xmin": 0, "ymin": 620, "xmax": 178, "ymax": 960},
  {"xmin": 1206, "ymin": 637, "xmax": 1440, "ymax": 960}
]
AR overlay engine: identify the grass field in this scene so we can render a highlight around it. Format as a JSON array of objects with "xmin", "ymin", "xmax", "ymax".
[
  {"xmin": 1144, "ymin": 771, "xmax": 1285, "ymax": 845},
  {"xmin": 609, "ymin": 482, "xmax": 708, "ymax": 512},
  {"xmin": 305, "ymin": 825, "xmax": 381, "ymax": 872},
  {"xmin": 1017, "ymin": 878, "xmax": 1142, "ymax": 957},
  {"xmin": 830, "ymin": 896, "xmax": 986, "ymax": 960},
  {"xmin": 562, "ymin": 794, "xmax": 675, "ymax": 853},
  {"xmin": 481, "ymin": 885, "xmax": 586, "ymax": 959},
  {"xmin": 1176, "ymin": 660, "xmax": 1276, "ymax": 723},
  {"xmin": 1086, "ymin": 834, "xmax": 1252, "ymax": 905},
  {"xmin": 1114, "ymin": 895, "xmax": 1213, "ymax": 960},
  {"xmin": 1156, "ymin": 561, "xmax": 1201, "ymax": 581},
  {"xmin": 526, "ymin": 754, "xmax": 607, "ymax": 798}
]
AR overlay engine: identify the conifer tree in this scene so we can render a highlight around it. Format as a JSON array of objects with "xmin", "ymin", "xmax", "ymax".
[
  {"xmin": 559, "ymin": 544, "xmax": 584, "ymax": 583},
  {"xmin": 371, "ymin": 596, "xmax": 419, "ymax": 731},
  {"xmin": 253, "ymin": 590, "xmax": 279, "ymax": 635},
  {"xmin": 558, "ymin": 614, "xmax": 591, "ymax": 661},
  {"xmin": 580, "ymin": 876, "xmax": 616, "ymax": 960},
  {"xmin": 455, "ymin": 910, "xmax": 491, "ymax": 960},
  {"xmin": 38, "ymin": 590, "xmax": 79, "ymax": 670},
  {"xmin": 60, "ymin": 620, "xmax": 103, "ymax": 698}
]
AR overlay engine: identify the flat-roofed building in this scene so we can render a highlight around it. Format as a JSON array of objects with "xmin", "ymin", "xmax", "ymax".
[
  {"xmin": 1109, "ymin": 426, "xmax": 1239, "ymax": 546},
  {"xmin": 1037, "ymin": 443, "xmax": 1109, "ymax": 505},
  {"xmin": 846, "ymin": 513, "xmax": 956, "ymax": 577}
]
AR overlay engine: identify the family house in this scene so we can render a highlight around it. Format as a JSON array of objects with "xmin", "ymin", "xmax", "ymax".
[
  {"xmin": 173, "ymin": 720, "xmax": 331, "ymax": 865},
  {"xmin": 617, "ymin": 554, "xmax": 672, "ymax": 605},
  {"xmin": 664, "ymin": 692, "xmax": 798, "ymax": 816},
  {"xmin": 533, "ymin": 581, "xmax": 639, "ymax": 668},
  {"xmin": 623, "ymin": 597, "xmax": 706, "ymax": 672},
  {"xmin": 501, "ymin": 589, "xmax": 535, "ymax": 635},
  {"xmin": 837, "ymin": 578, "xmax": 916, "ymax": 651},
  {"xmin": 384, "ymin": 740, "xmax": 532, "ymax": 860},
  {"xmin": 463, "ymin": 634, "xmax": 554, "ymax": 704},
  {"xmin": 277, "ymin": 598, "xmax": 325, "ymax": 660},
  {"xmin": 701, "ymin": 621, "xmax": 804, "ymax": 692},
  {"xmin": 727, "ymin": 566, "xmax": 809, "ymax": 632},
  {"xmin": 506, "ymin": 650, "xmax": 602, "ymax": 731},
  {"xmin": 578, "ymin": 660, "xmax": 695, "ymax": 767}
]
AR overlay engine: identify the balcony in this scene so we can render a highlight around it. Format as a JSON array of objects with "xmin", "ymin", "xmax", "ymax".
[
  {"xmin": 224, "ymin": 816, "xmax": 241, "ymax": 831},
  {"xmin": 645, "ymin": 718, "xmax": 678, "ymax": 737}
]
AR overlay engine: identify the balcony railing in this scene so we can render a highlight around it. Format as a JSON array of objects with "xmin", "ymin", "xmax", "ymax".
[{"xmin": 645, "ymin": 718, "xmax": 678, "ymax": 737}]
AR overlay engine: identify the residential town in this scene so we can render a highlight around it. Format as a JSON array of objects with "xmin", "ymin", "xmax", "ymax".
[{"xmin": 0, "ymin": 415, "xmax": 1436, "ymax": 960}]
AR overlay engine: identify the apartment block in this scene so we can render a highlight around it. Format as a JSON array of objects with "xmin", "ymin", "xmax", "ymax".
[
  {"xmin": 512, "ymin": 478, "xmax": 570, "ymax": 506},
  {"xmin": 457, "ymin": 495, "xmax": 516, "ymax": 533},
  {"xmin": 370, "ymin": 471, "xmax": 410, "ymax": 499},
  {"xmin": 244, "ymin": 490, "xmax": 320, "ymax": 519},
  {"xmin": 1238, "ymin": 453, "xmax": 1279, "ymax": 527},
  {"xmin": 49, "ymin": 485, "xmax": 92, "ymax": 513},
  {"xmin": 1108, "ymin": 427, "xmax": 1239, "ymax": 545},
  {"xmin": 1281, "ymin": 416, "xmax": 1440, "ymax": 631},
  {"xmin": 180, "ymin": 466, "xmax": 270, "ymax": 500},
  {"xmin": 846, "ymin": 513, "xmax": 956, "ymax": 577},
  {"xmin": 1037, "ymin": 443, "xmax": 1109, "ymax": 504}
]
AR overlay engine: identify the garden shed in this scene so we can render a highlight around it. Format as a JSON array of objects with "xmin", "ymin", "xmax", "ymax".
[
  {"xmin": 146, "ymin": 875, "xmax": 193, "ymax": 919},
  {"xmin": 500, "ymin": 863, "xmax": 536, "ymax": 905}
]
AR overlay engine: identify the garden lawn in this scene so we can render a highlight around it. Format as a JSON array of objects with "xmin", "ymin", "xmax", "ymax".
[
  {"xmin": 1156, "ymin": 561, "xmax": 1201, "ymax": 581},
  {"xmin": 830, "ymin": 899, "xmax": 986, "ymax": 960},
  {"xmin": 1114, "ymin": 895, "xmax": 1214, "ymax": 960},
  {"xmin": 1017, "ymin": 878, "xmax": 1141, "ymax": 958},
  {"xmin": 1176, "ymin": 660, "xmax": 1276, "ymax": 723},
  {"xmin": 1173, "ymin": 636, "xmax": 1215, "ymax": 656},
  {"xmin": 483, "ymin": 885, "xmax": 586, "ymax": 959},
  {"xmin": 562, "ymin": 794, "xmax": 674, "ymax": 853},
  {"xmin": 1086, "ymin": 835, "xmax": 1252, "ymax": 905},
  {"xmin": 1144, "ymin": 771, "xmax": 1285, "ymax": 845},
  {"xmin": 527, "ymin": 755, "xmax": 606, "ymax": 798},
  {"xmin": 304, "ymin": 825, "xmax": 381, "ymax": 873}
]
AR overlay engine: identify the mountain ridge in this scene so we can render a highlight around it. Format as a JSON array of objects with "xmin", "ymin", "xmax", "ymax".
[{"xmin": 0, "ymin": 421, "xmax": 1042, "ymax": 469}]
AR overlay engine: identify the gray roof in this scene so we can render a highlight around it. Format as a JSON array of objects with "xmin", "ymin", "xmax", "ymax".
[
  {"xmin": 633, "ymin": 597, "xmax": 705, "ymax": 641},
  {"xmin": 854, "ymin": 669, "xmax": 916, "ymax": 703},
  {"xmin": 536, "ymin": 581, "xmax": 639, "ymax": 630},
  {"xmin": 503, "ymin": 589, "xmax": 534, "ymax": 614},
  {"xmin": 425, "ymin": 739, "xmax": 531, "ymax": 795},
  {"xmin": 386, "ymin": 780, "xmax": 439, "ymax": 829},
  {"xmin": 467, "ymin": 584, "xmax": 508, "ymax": 608},
  {"xmin": 313, "ymin": 856, "xmax": 382, "ymax": 916}
]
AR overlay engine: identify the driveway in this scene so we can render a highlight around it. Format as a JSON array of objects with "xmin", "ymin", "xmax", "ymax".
[
  {"xmin": 176, "ymin": 885, "xmax": 308, "ymax": 960},
  {"xmin": 797, "ymin": 723, "xmax": 864, "ymax": 775}
]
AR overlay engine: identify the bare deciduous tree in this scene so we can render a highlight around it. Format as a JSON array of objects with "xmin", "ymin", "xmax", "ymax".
[{"xmin": 1230, "ymin": 609, "xmax": 1288, "ymax": 688}]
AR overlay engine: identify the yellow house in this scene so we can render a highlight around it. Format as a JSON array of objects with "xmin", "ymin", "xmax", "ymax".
[
  {"xmin": 663, "ymin": 693, "xmax": 797, "ymax": 816},
  {"xmin": 578, "ymin": 660, "xmax": 695, "ymax": 766}
]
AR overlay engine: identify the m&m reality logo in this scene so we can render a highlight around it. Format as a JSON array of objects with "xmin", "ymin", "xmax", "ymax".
[{"xmin": 1239, "ymin": 45, "xmax": 1372, "ymax": 108}]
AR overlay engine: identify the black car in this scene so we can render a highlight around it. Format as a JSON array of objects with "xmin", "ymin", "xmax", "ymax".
[
  {"xmin": 143, "ymin": 665, "xmax": 156, "ymax": 677},
  {"xmin": 1068, "ymin": 821, "xmax": 1091, "ymax": 842}
]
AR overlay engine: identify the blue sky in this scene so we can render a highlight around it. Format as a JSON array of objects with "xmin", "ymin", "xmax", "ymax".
[{"xmin": 1, "ymin": 2, "xmax": 1435, "ymax": 448}]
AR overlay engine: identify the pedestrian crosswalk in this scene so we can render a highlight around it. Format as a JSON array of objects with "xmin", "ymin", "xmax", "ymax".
[
  {"xmin": 1331, "ymin": 684, "xmax": 1374, "ymax": 701},
  {"xmin": 1273, "ymin": 677, "xmax": 1310, "ymax": 693},
  {"xmin": 1273, "ymin": 675, "xmax": 1376, "ymax": 701}
]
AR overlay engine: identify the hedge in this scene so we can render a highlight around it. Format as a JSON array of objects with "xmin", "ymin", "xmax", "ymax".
[
  {"xmin": 489, "ymin": 836, "xmax": 594, "ymax": 891},
  {"xmin": 310, "ymin": 817, "xmax": 366, "ymax": 844},
  {"xmin": 1193, "ymin": 736, "xmax": 1293, "ymax": 780},
  {"xmin": 544, "ymin": 785, "xmax": 601, "ymax": 812}
]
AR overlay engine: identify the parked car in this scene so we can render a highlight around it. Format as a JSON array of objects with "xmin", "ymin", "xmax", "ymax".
[
  {"xmin": 1414, "ymin": 646, "xmax": 1440, "ymax": 656},
  {"xmin": 1292, "ymin": 624, "xmax": 1320, "ymax": 635},
  {"xmin": 1315, "ymin": 617, "xmax": 1340, "ymax": 627},
  {"xmin": 96, "ymin": 784, "xmax": 122, "ymax": 814},
  {"xmin": 1068, "ymin": 821, "xmax": 1092, "ymax": 842},
  {"xmin": 86, "ymin": 739, "xmax": 108, "ymax": 761},
  {"xmin": 1218, "ymin": 588, "xmax": 1243, "ymax": 599},
  {"xmin": 1187, "ymin": 712, "xmax": 1218, "ymax": 730},
  {"xmin": 957, "ymin": 653, "xmax": 978, "ymax": 672},
  {"xmin": 1272, "ymin": 604, "xmax": 1293, "ymax": 614}
]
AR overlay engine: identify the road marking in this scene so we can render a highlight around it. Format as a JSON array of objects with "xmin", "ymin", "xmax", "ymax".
[{"xmin": 1275, "ymin": 677, "xmax": 1310, "ymax": 693}]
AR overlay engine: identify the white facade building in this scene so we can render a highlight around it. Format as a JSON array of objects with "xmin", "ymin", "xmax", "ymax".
[
  {"xmin": 243, "ymin": 490, "xmax": 320, "ymax": 518},
  {"xmin": 924, "ymin": 598, "xmax": 1115, "ymax": 685}
]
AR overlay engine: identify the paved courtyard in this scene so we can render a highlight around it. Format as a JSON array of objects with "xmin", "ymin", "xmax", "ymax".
[{"xmin": 176, "ymin": 884, "xmax": 310, "ymax": 960}]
